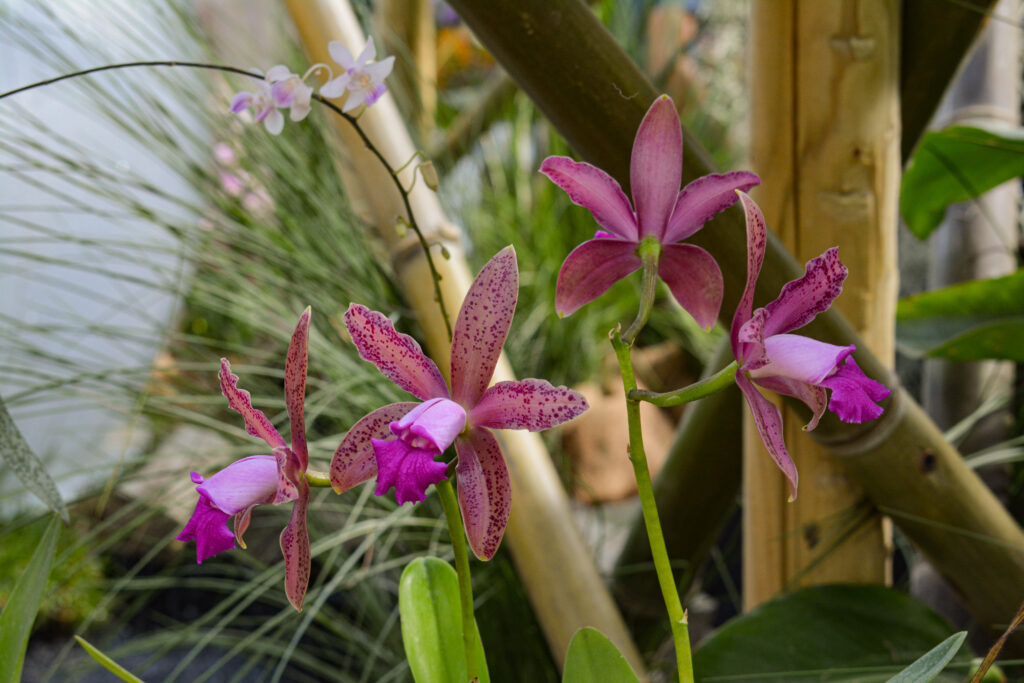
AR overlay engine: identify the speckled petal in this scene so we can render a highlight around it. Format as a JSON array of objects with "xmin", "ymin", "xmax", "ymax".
[
  {"xmin": 736, "ymin": 373, "xmax": 799, "ymax": 501},
  {"xmin": 631, "ymin": 95, "xmax": 682, "ymax": 239},
  {"xmin": 456, "ymin": 427, "xmax": 511, "ymax": 560},
  {"xmin": 555, "ymin": 238, "xmax": 641, "ymax": 317},
  {"xmin": 280, "ymin": 480, "xmax": 310, "ymax": 611},
  {"xmin": 220, "ymin": 359, "xmax": 286, "ymax": 449},
  {"xmin": 451, "ymin": 246, "xmax": 519, "ymax": 407},
  {"xmin": 469, "ymin": 379, "xmax": 588, "ymax": 431},
  {"xmin": 344, "ymin": 304, "xmax": 449, "ymax": 401},
  {"xmin": 273, "ymin": 446, "xmax": 302, "ymax": 504},
  {"xmin": 663, "ymin": 171, "xmax": 761, "ymax": 243},
  {"xmin": 285, "ymin": 308, "xmax": 310, "ymax": 470},
  {"xmin": 658, "ymin": 243, "xmax": 723, "ymax": 330},
  {"xmin": 763, "ymin": 247, "xmax": 847, "ymax": 337},
  {"xmin": 539, "ymin": 156, "xmax": 638, "ymax": 240},
  {"xmin": 731, "ymin": 191, "xmax": 768, "ymax": 351},
  {"xmin": 752, "ymin": 375, "xmax": 828, "ymax": 431},
  {"xmin": 331, "ymin": 402, "xmax": 418, "ymax": 493}
]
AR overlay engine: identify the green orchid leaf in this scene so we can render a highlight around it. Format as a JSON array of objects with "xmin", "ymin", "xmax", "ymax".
[
  {"xmin": 74, "ymin": 636, "xmax": 144, "ymax": 683},
  {"xmin": 885, "ymin": 631, "xmax": 966, "ymax": 683},
  {"xmin": 399, "ymin": 557, "xmax": 489, "ymax": 683},
  {"xmin": 896, "ymin": 268, "xmax": 1024, "ymax": 361},
  {"xmin": 693, "ymin": 585, "xmax": 971, "ymax": 682},
  {"xmin": 0, "ymin": 396, "xmax": 68, "ymax": 523},
  {"xmin": 0, "ymin": 515, "xmax": 61, "ymax": 683},
  {"xmin": 562, "ymin": 627, "xmax": 640, "ymax": 683},
  {"xmin": 901, "ymin": 124, "xmax": 1024, "ymax": 240}
]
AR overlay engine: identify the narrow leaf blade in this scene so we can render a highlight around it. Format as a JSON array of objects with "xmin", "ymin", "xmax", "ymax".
[
  {"xmin": 0, "ymin": 396, "xmax": 68, "ymax": 523},
  {"xmin": 562, "ymin": 627, "xmax": 640, "ymax": 683},
  {"xmin": 0, "ymin": 514, "xmax": 61, "ymax": 683},
  {"xmin": 885, "ymin": 631, "xmax": 966, "ymax": 683},
  {"xmin": 74, "ymin": 636, "xmax": 144, "ymax": 683}
]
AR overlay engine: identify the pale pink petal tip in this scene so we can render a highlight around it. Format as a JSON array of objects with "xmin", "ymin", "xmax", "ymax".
[
  {"xmin": 821, "ymin": 357, "xmax": 890, "ymax": 423},
  {"xmin": 372, "ymin": 438, "xmax": 448, "ymax": 505}
]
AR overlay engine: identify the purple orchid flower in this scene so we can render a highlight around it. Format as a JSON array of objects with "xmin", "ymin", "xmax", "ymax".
[
  {"xmin": 330, "ymin": 247, "xmax": 588, "ymax": 560},
  {"xmin": 732, "ymin": 192, "xmax": 890, "ymax": 500},
  {"xmin": 320, "ymin": 39, "xmax": 395, "ymax": 112},
  {"xmin": 178, "ymin": 308, "xmax": 312, "ymax": 611},
  {"xmin": 539, "ymin": 94, "xmax": 761, "ymax": 327},
  {"xmin": 230, "ymin": 66, "xmax": 313, "ymax": 135}
]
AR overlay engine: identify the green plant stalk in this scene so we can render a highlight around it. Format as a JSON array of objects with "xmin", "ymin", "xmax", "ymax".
[
  {"xmin": 630, "ymin": 362, "xmax": 738, "ymax": 407},
  {"xmin": 611, "ymin": 328, "xmax": 693, "ymax": 683},
  {"xmin": 436, "ymin": 477, "xmax": 479, "ymax": 681},
  {"xmin": 621, "ymin": 237, "xmax": 661, "ymax": 346}
]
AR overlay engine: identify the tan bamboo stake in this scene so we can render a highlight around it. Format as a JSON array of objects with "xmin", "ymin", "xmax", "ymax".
[
  {"xmin": 378, "ymin": 0, "xmax": 436, "ymax": 139},
  {"xmin": 282, "ymin": 0, "xmax": 644, "ymax": 673},
  {"xmin": 446, "ymin": 0, "xmax": 1024, "ymax": 651},
  {"xmin": 743, "ymin": 0, "xmax": 899, "ymax": 608}
]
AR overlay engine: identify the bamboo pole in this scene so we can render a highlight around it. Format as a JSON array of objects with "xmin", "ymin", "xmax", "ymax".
[
  {"xmin": 282, "ymin": 0, "xmax": 644, "ymax": 673},
  {"xmin": 744, "ymin": 0, "xmax": 899, "ymax": 608},
  {"xmin": 378, "ymin": 0, "xmax": 436, "ymax": 140},
  {"xmin": 446, "ymin": 0, "xmax": 1024, "ymax": 650}
]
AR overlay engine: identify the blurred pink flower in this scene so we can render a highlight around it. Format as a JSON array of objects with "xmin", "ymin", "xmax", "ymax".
[{"xmin": 321, "ymin": 39, "xmax": 395, "ymax": 112}]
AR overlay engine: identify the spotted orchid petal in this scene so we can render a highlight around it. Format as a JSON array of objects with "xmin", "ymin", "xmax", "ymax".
[
  {"xmin": 345, "ymin": 304, "xmax": 449, "ymax": 401},
  {"xmin": 539, "ymin": 157, "xmax": 638, "ymax": 240},
  {"xmin": 752, "ymin": 375, "xmax": 829, "ymax": 431},
  {"xmin": 663, "ymin": 171, "xmax": 761, "ymax": 244},
  {"xmin": 555, "ymin": 238, "xmax": 641, "ymax": 317},
  {"xmin": 331, "ymin": 402, "xmax": 418, "ymax": 494},
  {"xmin": 285, "ymin": 308, "xmax": 310, "ymax": 469},
  {"xmin": 658, "ymin": 243, "xmax": 723, "ymax": 330},
  {"xmin": 391, "ymin": 398, "xmax": 466, "ymax": 452},
  {"xmin": 749, "ymin": 335, "xmax": 856, "ymax": 386},
  {"xmin": 469, "ymin": 379, "xmax": 588, "ymax": 431},
  {"xmin": 280, "ymin": 479, "xmax": 310, "ymax": 611},
  {"xmin": 821, "ymin": 357, "xmax": 891, "ymax": 423},
  {"xmin": 451, "ymin": 246, "xmax": 519, "ymax": 407},
  {"xmin": 372, "ymin": 438, "xmax": 448, "ymax": 504},
  {"xmin": 631, "ymin": 95, "xmax": 682, "ymax": 239},
  {"xmin": 736, "ymin": 373, "xmax": 799, "ymax": 501},
  {"xmin": 456, "ymin": 427, "xmax": 511, "ymax": 560},
  {"xmin": 219, "ymin": 359, "xmax": 287, "ymax": 450},
  {"xmin": 763, "ymin": 247, "xmax": 847, "ymax": 338},
  {"xmin": 272, "ymin": 446, "xmax": 302, "ymax": 504},
  {"xmin": 731, "ymin": 191, "xmax": 768, "ymax": 347}
]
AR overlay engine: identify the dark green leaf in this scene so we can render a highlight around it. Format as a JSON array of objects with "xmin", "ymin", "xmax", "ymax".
[
  {"xmin": 399, "ymin": 557, "xmax": 489, "ymax": 683},
  {"xmin": 562, "ymin": 627, "xmax": 640, "ymax": 683},
  {"xmin": 0, "ymin": 515, "xmax": 61, "ymax": 683},
  {"xmin": 886, "ymin": 631, "xmax": 966, "ymax": 683},
  {"xmin": 901, "ymin": 124, "xmax": 1024, "ymax": 239},
  {"xmin": 896, "ymin": 269, "xmax": 1024, "ymax": 361},
  {"xmin": 74, "ymin": 636, "xmax": 144, "ymax": 683},
  {"xmin": 0, "ymin": 396, "xmax": 68, "ymax": 523},
  {"xmin": 693, "ymin": 585, "xmax": 971, "ymax": 682}
]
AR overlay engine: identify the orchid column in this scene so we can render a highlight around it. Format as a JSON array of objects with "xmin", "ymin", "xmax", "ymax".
[{"xmin": 745, "ymin": 0, "xmax": 899, "ymax": 606}]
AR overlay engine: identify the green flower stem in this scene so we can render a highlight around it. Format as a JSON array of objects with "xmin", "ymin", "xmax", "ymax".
[
  {"xmin": 629, "ymin": 362, "xmax": 738, "ymax": 407},
  {"xmin": 436, "ymin": 477, "xmax": 479, "ymax": 681},
  {"xmin": 611, "ymin": 329, "xmax": 693, "ymax": 683},
  {"xmin": 0, "ymin": 60, "xmax": 454, "ymax": 341},
  {"xmin": 621, "ymin": 237, "xmax": 662, "ymax": 347}
]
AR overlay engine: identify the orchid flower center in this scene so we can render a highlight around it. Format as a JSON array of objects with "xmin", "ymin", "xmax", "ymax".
[{"xmin": 390, "ymin": 397, "xmax": 467, "ymax": 455}]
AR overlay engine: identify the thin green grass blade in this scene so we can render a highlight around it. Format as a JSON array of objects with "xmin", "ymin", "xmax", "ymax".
[
  {"xmin": 74, "ymin": 635, "xmax": 144, "ymax": 683},
  {"xmin": 0, "ymin": 514, "xmax": 61, "ymax": 683},
  {"xmin": 0, "ymin": 396, "xmax": 68, "ymax": 522},
  {"xmin": 885, "ymin": 631, "xmax": 966, "ymax": 683}
]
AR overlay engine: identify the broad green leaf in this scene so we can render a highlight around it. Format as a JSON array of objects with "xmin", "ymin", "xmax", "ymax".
[
  {"xmin": 886, "ymin": 631, "xmax": 966, "ymax": 683},
  {"xmin": 562, "ymin": 627, "xmax": 640, "ymax": 683},
  {"xmin": 0, "ymin": 515, "xmax": 61, "ymax": 683},
  {"xmin": 896, "ymin": 269, "xmax": 1024, "ymax": 361},
  {"xmin": 74, "ymin": 636, "xmax": 144, "ymax": 683},
  {"xmin": 693, "ymin": 585, "xmax": 971, "ymax": 682},
  {"xmin": 0, "ymin": 396, "xmax": 68, "ymax": 523},
  {"xmin": 399, "ymin": 557, "xmax": 490, "ymax": 683},
  {"xmin": 901, "ymin": 124, "xmax": 1024, "ymax": 239}
]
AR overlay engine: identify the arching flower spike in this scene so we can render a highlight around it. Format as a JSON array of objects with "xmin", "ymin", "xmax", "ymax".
[
  {"xmin": 731, "ymin": 193, "xmax": 890, "ymax": 500},
  {"xmin": 178, "ymin": 308, "xmax": 312, "ymax": 611},
  {"xmin": 331, "ymin": 247, "xmax": 588, "ymax": 560},
  {"xmin": 540, "ymin": 94, "xmax": 761, "ymax": 327}
]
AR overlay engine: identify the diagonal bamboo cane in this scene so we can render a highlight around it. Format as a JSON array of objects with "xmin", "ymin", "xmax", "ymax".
[
  {"xmin": 447, "ymin": 0, "xmax": 1024, "ymax": 651},
  {"xmin": 282, "ymin": 0, "xmax": 645, "ymax": 673}
]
